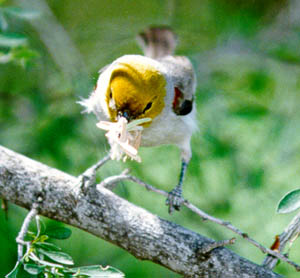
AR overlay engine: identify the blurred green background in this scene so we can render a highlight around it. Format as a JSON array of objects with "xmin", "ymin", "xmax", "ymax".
[{"xmin": 1, "ymin": 0, "xmax": 300, "ymax": 277}]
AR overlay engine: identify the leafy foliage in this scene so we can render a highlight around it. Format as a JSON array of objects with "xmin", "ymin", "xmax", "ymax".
[
  {"xmin": 5, "ymin": 223, "xmax": 124, "ymax": 278},
  {"xmin": 0, "ymin": 2, "xmax": 39, "ymax": 66}
]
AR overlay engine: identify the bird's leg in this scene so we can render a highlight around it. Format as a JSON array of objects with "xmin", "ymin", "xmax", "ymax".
[
  {"xmin": 74, "ymin": 155, "xmax": 111, "ymax": 194},
  {"xmin": 166, "ymin": 160, "xmax": 188, "ymax": 214}
]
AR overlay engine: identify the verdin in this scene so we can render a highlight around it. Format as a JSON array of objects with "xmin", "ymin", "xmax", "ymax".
[{"xmin": 80, "ymin": 27, "xmax": 197, "ymax": 213}]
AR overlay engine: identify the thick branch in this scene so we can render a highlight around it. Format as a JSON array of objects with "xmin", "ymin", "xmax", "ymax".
[{"xmin": 0, "ymin": 145, "xmax": 280, "ymax": 278}]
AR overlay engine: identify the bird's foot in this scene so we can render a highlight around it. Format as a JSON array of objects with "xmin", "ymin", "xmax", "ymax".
[{"xmin": 166, "ymin": 185, "xmax": 184, "ymax": 214}]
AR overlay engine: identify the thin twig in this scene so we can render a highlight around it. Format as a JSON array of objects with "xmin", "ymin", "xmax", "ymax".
[
  {"xmin": 263, "ymin": 211, "xmax": 300, "ymax": 270},
  {"xmin": 36, "ymin": 215, "xmax": 41, "ymax": 238},
  {"xmin": 185, "ymin": 200, "xmax": 300, "ymax": 271},
  {"xmin": 94, "ymin": 154, "xmax": 111, "ymax": 171},
  {"xmin": 202, "ymin": 238, "xmax": 236, "ymax": 254},
  {"xmin": 16, "ymin": 204, "xmax": 39, "ymax": 261},
  {"xmin": 97, "ymin": 172, "xmax": 300, "ymax": 272},
  {"xmin": 97, "ymin": 169, "xmax": 130, "ymax": 190}
]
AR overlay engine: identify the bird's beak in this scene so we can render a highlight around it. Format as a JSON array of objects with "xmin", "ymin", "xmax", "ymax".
[{"xmin": 118, "ymin": 110, "xmax": 131, "ymax": 122}]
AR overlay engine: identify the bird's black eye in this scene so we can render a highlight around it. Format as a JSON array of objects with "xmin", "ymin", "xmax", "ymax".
[
  {"xmin": 143, "ymin": 102, "xmax": 152, "ymax": 113},
  {"xmin": 109, "ymin": 90, "xmax": 112, "ymax": 98}
]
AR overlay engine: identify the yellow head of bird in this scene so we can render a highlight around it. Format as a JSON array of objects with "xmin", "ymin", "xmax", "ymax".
[{"xmin": 105, "ymin": 58, "xmax": 167, "ymax": 125}]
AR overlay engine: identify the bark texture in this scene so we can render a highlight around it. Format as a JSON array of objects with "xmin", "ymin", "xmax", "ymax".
[{"xmin": 0, "ymin": 145, "xmax": 280, "ymax": 278}]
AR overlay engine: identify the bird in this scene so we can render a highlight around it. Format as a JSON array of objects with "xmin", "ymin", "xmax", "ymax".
[{"xmin": 80, "ymin": 26, "xmax": 197, "ymax": 213}]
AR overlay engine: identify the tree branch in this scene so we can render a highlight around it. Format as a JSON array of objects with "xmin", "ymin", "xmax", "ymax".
[
  {"xmin": 0, "ymin": 145, "xmax": 280, "ymax": 278},
  {"xmin": 100, "ymin": 172, "xmax": 300, "ymax": 271}
]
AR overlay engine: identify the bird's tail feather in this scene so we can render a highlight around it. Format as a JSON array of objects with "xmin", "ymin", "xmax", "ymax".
[{"xmin": 137, "ymin": 26, "xmax": 177, "ymax": 59}]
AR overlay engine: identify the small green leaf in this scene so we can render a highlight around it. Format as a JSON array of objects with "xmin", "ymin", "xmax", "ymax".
[
  {"xmin": 46, "ymin": 227, "xmax": 72, "ymax": 239},
  {"xmin": 38, "ymin": 248, "xmax": 74, "ymax": 265},
  {"xmin": 26, "ymin": 231, "xmax": 36, "ymax": 238},
  {"xmin": 277, "ymin": 189, "xmax": 300, "ymax": 214},
  {"xmin": 70, "ymin": 265, "xmax": 124, "ymax": 278},
  {"xmin": 37, "ymin": 234, "xmax": 49, "ymax": 242},
  {"xmin": 23, "ymin": 264, "xmax": 44, "ymax": 275},
  {"xmin": 5, "ymin": 262, "xmax": 21, "ymax": 278},
  {"xmin": 35, "ymin": 241, "xmax": 61, "ymax": 251},
  {"xmin": 0, "ymin": 33, "xmax": 27, "ymax": 47},
  {"xmin": 12, "ymin": 46, "xmax": 39, "ymax": 60},
  {"xmin": 3, "ymin": 7, "xmax": 40, "ymax": 20}
]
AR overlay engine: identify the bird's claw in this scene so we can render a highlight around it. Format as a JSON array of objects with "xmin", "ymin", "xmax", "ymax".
[{"xmin": 166, "ymin": 186, "xmax": 184, "ymax": 214}]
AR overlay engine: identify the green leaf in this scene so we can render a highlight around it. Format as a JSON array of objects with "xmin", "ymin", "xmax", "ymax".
[
  {"xmin": 2, "ymin": 47, "xmax": 39, "ymax": 67},
  {"xmin": 29, "ymin": 254, "xmax": 64, "ymax": 268},
  {"xmin": 5, "ymin": 262, "xmax": 22, "ymax": 278},
  {"xmin": 3, "ymin": 7, "xmax": 40, "ymax": 20},
  {"xmin": 0, "ymin": 33, "xmax": 27, "ymax": 48},
  {"xmin": 46, "ymin": 227, "xmax": 72, "ymax": 239},
  {"xmin": 34, "ymin": 241, "xmax": 62, "ymax": 251},
  {"xmin": 38, "ymin": 248, "xmax": 74, "ymax": 265},
  {"xmin": 23, "ymin": 264, "xmax": 44, "ymax": 275},
  {"xmin": 70, "ymin": 265, "xmax": 124, "ymax": 278},
  {"xmin": 37, "ymin": 234, "xmax": 49, "ymax": 242},
  {"xmin": 12, "ymin": 46, "xmax": 39, "ymax": 60},
  {"xmin": 277, "ymin": 189, "xmax": 300, "ymax": 214},
  {"xmin": 26, "ymin": 231, "xmax": 36, "ymax": 238}
]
